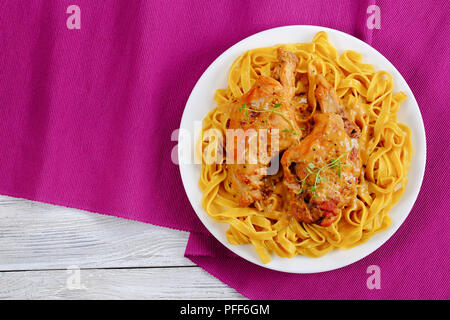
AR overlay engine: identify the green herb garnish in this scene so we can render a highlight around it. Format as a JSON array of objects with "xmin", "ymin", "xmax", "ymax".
[
  {"xmin": 238, "ymin": 103, "xmax": 298, "ymax": 132},
  {"xmin": 296, "ymin": 153, "xmax": 349, "ymax": 197}
]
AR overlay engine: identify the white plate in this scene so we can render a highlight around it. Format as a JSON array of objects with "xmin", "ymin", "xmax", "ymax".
[{"xmin": 178, "ymin": 25, "xmax": 426, "ymax": 273}]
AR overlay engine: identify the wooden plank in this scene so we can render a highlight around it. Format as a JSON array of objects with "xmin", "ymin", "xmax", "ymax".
[
  {"xmin": 0, "ymin": 195, "xmax": 194, "ymax": 270},
  {"xmin": 0, "ymin": 267, "xmax": 244, "ymax": 300}
]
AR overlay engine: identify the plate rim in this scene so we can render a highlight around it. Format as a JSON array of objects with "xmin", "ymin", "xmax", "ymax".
[{"xmin": 178, "ymin": 25, "xmax": 427, "ymax": 273}]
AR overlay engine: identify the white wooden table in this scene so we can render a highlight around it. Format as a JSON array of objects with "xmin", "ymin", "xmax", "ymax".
[{"xmin": 0, "ymin": 195, "xmax": 244, "ymax": 299}]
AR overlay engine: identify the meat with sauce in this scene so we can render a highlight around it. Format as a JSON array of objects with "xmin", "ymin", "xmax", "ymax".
[
  {"xmin": 311, "ymin": 64, "xmax": 361, "ymax": 138},
  {"xmin": 226, "ymin": 48, "xmax": 301, "ymax": 207},
  {"xmin": 281, "ymin": 70, "xmax": 362, "ymax": 226}
]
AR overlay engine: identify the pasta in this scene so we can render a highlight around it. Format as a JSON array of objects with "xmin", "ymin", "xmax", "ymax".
[{"xmin": 198, "ymin": 31, "xmax": 412, "ymax": 263}]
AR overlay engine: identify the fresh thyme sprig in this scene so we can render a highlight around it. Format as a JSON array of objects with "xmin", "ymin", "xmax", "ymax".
[
  {"xmin": 282, "ymin": 129, "xmax": 299, "ymax": 135},
  {"xmin": 296, "ymin": 153, "xmax": 349, "ymax": 197},
  {"xmin": 328, "ymin": 153, "xmax": 350, "ymax": 178},
  {"xmin": 239, "ymin": 103, "xmax": 298, "ymax": 132}
]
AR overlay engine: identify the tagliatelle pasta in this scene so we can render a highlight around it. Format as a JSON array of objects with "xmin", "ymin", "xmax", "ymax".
[{"xmin": 198, "ymin": 31, "xmax": 412, "ymax": 263}]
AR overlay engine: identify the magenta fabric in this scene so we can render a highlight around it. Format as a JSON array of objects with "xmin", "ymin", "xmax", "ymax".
[{"xmin": 0, "ymin": 0, "xmax": 448, "ymax": 299}]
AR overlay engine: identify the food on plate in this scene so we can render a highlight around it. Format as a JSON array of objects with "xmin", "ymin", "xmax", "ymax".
[{"xmin": 198, "ymin": 32, "xmax": 412, "ymax": 263}]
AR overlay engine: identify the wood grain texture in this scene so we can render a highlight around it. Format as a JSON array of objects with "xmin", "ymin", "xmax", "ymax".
[
  {"xmin": 0, "ymin": 267, "xmax": 244, "ymax": 300},
  {"xmin": 0, "ymin": 195, "xmax": 244, "ymax": 299},
  {"xmin": 0, "ymin": 195, "xmax": 194, "ymax": 271}
]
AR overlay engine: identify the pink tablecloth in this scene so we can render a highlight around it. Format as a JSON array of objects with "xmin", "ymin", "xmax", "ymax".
[{"xmin": 0, "ymin": 0, "xmax": 448, "ymax": 299}]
